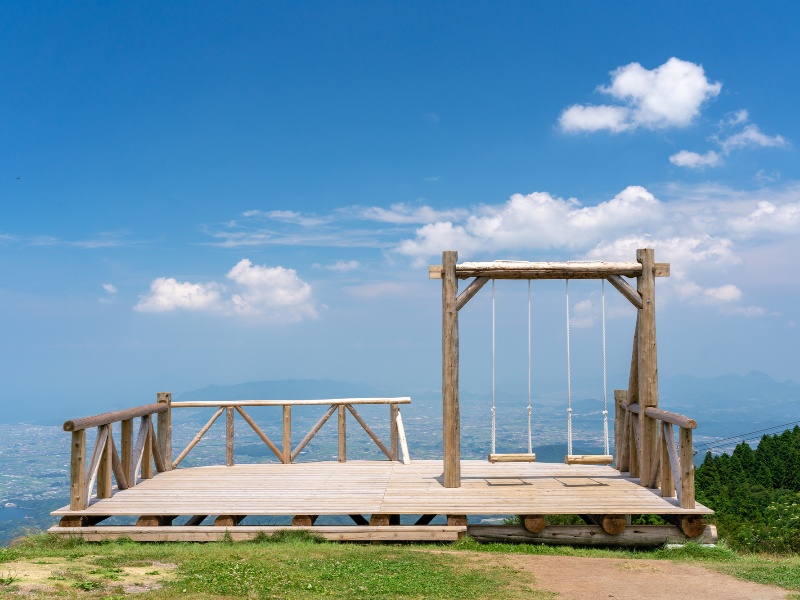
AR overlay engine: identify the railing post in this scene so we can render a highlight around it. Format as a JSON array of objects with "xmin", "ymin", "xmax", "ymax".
[
  {"xmin": 389, "ymin": 403, "xmax": 399, "ymax": 461},
  {"xmin": 122, "ymin": 418, "xmax": 134, "ymax": 487},
  {"xmin": 142, "ymin": 418, "xmax": 153, "ymax": 480},
  {"xmin": 660, "ymin": 422, "xmax": 675, "ymax": 498},
  {"xmin": 679, "ymin": 427, "xmax": 695, "ymax": 508},
  {"xmin": 338, "ymin": 404, "xmax": 346, "ymax": 462},
  {"xmin": 157, "ymin": 392, "xmax": 172, "ymax": 471},
  {"xmin": 70, "ymin": 430, "xmax": 87, "ymax": 510},
  {"xmin": 226, "ymin": 407, "xmax": 235, "ymax": 466},
  {"xmin": 613, "ymin": 390, "xmax": 625, "ymax": 469},
  {"xmin": 97, "ymin": 424, "xmax": 113, "ymax": 499},
  {"xmin": 282, "ymin": 405, "xmax": 292, "ymax": 464}
]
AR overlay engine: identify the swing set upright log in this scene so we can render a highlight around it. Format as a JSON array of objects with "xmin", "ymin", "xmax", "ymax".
[{"xmin": 430, "ymin": 248, "xmax": 670, "ymax": 489}]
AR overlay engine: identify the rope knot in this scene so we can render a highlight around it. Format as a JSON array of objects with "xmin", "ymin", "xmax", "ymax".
[{"xmin": 602, "ymin": 410, "xmax": 608, "ymax": 416}]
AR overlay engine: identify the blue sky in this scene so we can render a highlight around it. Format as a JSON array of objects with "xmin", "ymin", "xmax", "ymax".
[{"xmin": 2, "ymin": 1, "xmax": 799, "ymax": 422}]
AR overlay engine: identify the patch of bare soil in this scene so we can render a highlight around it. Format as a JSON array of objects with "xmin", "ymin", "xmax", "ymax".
[
  {"xmin": 0, "ymin": 556, "xmax": 177, "ymax": 597},
  {"xmin": 488, "ymin": 554, "xmax": 791, "ymax": 600}
]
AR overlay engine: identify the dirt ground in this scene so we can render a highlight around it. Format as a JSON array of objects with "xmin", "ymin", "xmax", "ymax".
[{"xmin": 491, "ymin": 554, "xmax": 792, "ymax": 600}]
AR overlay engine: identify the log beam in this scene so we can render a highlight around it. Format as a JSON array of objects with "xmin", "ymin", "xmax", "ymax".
[
  {"xmin": 429, "ymin": 262, "xmax": 670, "ymax": 280},
  {"xmin": 215, "ymin": 515, "xmax": 245, "ymax": 527},
  {"xmin": 580, "ymin": 514, "xmax": 627, "ymax": 535},
  {"xmin": 137, "ymin": 515, "xmax": 177, "ymax": 527},
  {"xmin": 520, "ymin": 515, "xmax": 546, "ymax": 533},
  {"xmin": 466, "ymin": 524, "xmax": 716, "ymax": 547},
  {"xmin": 661, "ymin": 514, "xmax": 707, "ymax": 538}
]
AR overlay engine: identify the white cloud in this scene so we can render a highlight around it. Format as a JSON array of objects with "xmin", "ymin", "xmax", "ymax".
[
  {"xmin": 702, "ymin": 284, "xmax": 742, "ymax": 304},
  {"xmin": 719, "ymin": 124, "xmax": 788, "ymax": 153},
  {"xmin": 391, "ymin": 183, "xmax": 800, "ymax": 317},
  {"xmin": 357, "ymin": 202, "xmax": 468, "ymax": 224},
  {"xmin": 135, "ymin": 260, "xmax": 317, "ymax": 322},
  {"xmin": 226, "ymin": 259, "xmax": 316, "ymax": 320},
  {"xmin": 397, "ymin": 186, "xmax": 664, "ymax": 263},
  {"xmin": 241, "ymin": 210, "xmax": 329, "ymax": 227},
  {"xmin": 559, "ymin": 105, "xmax": 631, "ymax": 133},
  {"xmin": 669, "ymin": 150, "xmax": 722, "ymax": 169},
  {"xmin": 135, "ymin": 278, "xmax": 223, "ymax": 312},
  {"xmin": 314, "ymin": 260, "xmax": 361, "ymax": 272},
  {"xmin": 671, "ymin": 112, "xmax": 789, "ymax": 170},
  {"xmin": 728, "ymin": 200, "xmax": 800, "ymax": 235},
  {"xmin": 102, "ymin": 283, "xmax": 118, "ymax": 294},
  {"xmin": 559, "ymin": 58, "xmax": 721, "ymax": 133},
  {"xmin": 570, "ymin": 298, "xmax": 595, "ymax": 329}
]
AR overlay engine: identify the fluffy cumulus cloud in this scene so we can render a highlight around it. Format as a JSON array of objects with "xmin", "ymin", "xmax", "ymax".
[
  {"xmin": 135, "ymin": 260, "xmax": 316, "ymax": 322},
  {"xmin": 135, "ymin": 279, "xmax": 223, "ymax": 312},
  {"xmin": 560, "ymin": 58, "xmax": 721, "ymax": 133},
  {"xmin": 397, "ymin": 186, "xmax": 664, "ymax": 260},
  {"xmin": 393, "ymin": 184, "xmax": 800, "ymax": 316}
]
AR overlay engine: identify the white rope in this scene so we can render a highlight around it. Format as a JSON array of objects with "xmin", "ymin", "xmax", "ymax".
[
  {"xmin": 491, "ymin": 279, "xmax": 496, "ymax": 455},
  {"xmin": 566, "ymin": 279, "xmax": 573, "ymax": 456},
  {"xmin": 601, "ymin": 279, "xmax": 610, "ymax": 455},
  {"xmin": 527, "ymin": 279, "xmax": 532, "ymax": 454}
]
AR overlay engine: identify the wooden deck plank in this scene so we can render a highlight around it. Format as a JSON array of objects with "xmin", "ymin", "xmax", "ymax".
[{"xmin": 51, "ymin": 460, "xmax": 712, "ymax": 517}]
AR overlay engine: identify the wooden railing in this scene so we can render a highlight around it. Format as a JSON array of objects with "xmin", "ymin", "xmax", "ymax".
[
  {"xmin": 614, "ymin": 390, "xmax": 696, "ymax": 508},
  {"xmin": 63, "ymin": 395, "xmax": 411, "ymax": 510},
  {"xmin": 170, "ymin": 398, "xmax": 411, "ymax": 467},
  {"xmin": 63, "ymin": 393, "xmax": 172, "ymax": 510}
]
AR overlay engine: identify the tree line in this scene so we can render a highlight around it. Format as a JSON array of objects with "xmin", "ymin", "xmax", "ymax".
[{"xmin": 695, "ymin": 425, "xmax": 800, "ymax": 552}]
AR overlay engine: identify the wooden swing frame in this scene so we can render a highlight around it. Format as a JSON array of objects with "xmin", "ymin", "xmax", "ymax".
[{"xmin": 430, "ymin": 249, "xmax": 670, "ymax": 488}]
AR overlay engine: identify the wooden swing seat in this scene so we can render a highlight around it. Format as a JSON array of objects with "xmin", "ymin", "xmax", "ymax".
[
  {"xmin": 564, "ymin": 454, "xmax": 613, "ymax": 465},
  {"xmin": 488, "ymin": 453, "xmax": 537, "ymax": 463}
]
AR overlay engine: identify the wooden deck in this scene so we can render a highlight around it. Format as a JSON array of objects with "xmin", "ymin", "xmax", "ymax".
[{"xmin": 52, "ymin": 460, "xmax": 712, "ymax": 518}]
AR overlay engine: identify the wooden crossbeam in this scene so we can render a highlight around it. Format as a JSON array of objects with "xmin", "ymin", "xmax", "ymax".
[
  {"xmin": 429, "ymin": 261, "xmax": 670, "ymax": 280},
  {"xmin": 291, "ymin": 405, "xmax": 337, "ymax": 462},
  {"xmin": 455, "ymin": 276, "xmax": 490, "ymax": 311},
  {"xmin": 346, "ymin": 404, "xmax": 393, "ymax": 460},
  {"xmin": 172, "ymin": 407, "xmax": 224, "ymax": 468},
  {"xmin": 235, "ymin": 406, "xmax": 283, "ymax": 461},
  {"xmin": 85, "ymin": 425, "xmax": 110, "ymax": 501}
]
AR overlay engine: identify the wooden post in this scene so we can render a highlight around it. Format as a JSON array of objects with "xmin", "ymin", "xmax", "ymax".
[
  {"xmin": 338, "ymin": 405, "xmax": 346, "ymax": 462},
  {"xmin": 121, "ymin": 418, "xmax": 134, "ymax": 486},
  {"xmin": 660, "ymin": 422, "xmax": 675, "ymax": 498},
  {"xmin": 97, "ymin": 425, "xmax": 113, "ymax": 499},
  {"xmin": 70, "ymin": 429, "xmax": 87, "ymax": 510},
  {"xmin": 141, "ymin": 419, "xmax": 153, "ymax": 480},
  {"xmin": 614, "ymin": 390, "xmax": 626, "ymax": 470},
  {"xmin": 156, "ymin": 392, "xmax": 172, "ymax": 471},
  {"xmin": 226, "ymin": 407, "xmax": 234, "ymax": 466},
  {"xmin": 627, "ymin": 316, "xmax": 640, "ymax": 479},
  {"xmin": 679, "ymin": 427, "xmax": 695, "ymax": 508},
  {"xmin": 442, "ymin": 250, "xmax": 461, "ymax": 488},
  {"xmin": 637, "ymin": 249, "xmax": 659, "ymax": 488},
  {"xmin": 389, "ymin": 403, "xmax": 399, "ymax": 461},
  {"xmin": 282, "ymin": 405, "xmax": 292, "ymax": 464}
]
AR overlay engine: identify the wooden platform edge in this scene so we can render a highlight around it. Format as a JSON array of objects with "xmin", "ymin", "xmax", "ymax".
[
  {"xmin": 466, "ymin": 524, "xmax": 717, "ymax": 547},
  {"xmin": 46, "ymin": 525, "xmax": 467, "ymax": 542}
]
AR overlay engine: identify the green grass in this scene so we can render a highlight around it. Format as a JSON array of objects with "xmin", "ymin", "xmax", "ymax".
[{"xmin": 2, "ymin": 533, "xmax": 798, "ymax": 598}]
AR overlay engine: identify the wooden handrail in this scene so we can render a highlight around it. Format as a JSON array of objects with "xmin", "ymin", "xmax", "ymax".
[
  {"xmin": 64, "ymin": 403, "xmax": 167, "ymax": 431},
  {"xmin": 643, "ymin": 407, "xmax": 697, "ymax": 429},
  {"xmin": 619, "ymin": 402, "xmax": 697, "ymax": 429},
  {"xmin": 171, "ymin": 397, "xmax": 411, "ymax": 408},
  {"xmin": 616, "ymin": 393, "xmax": 696, "ymax": 509}
]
